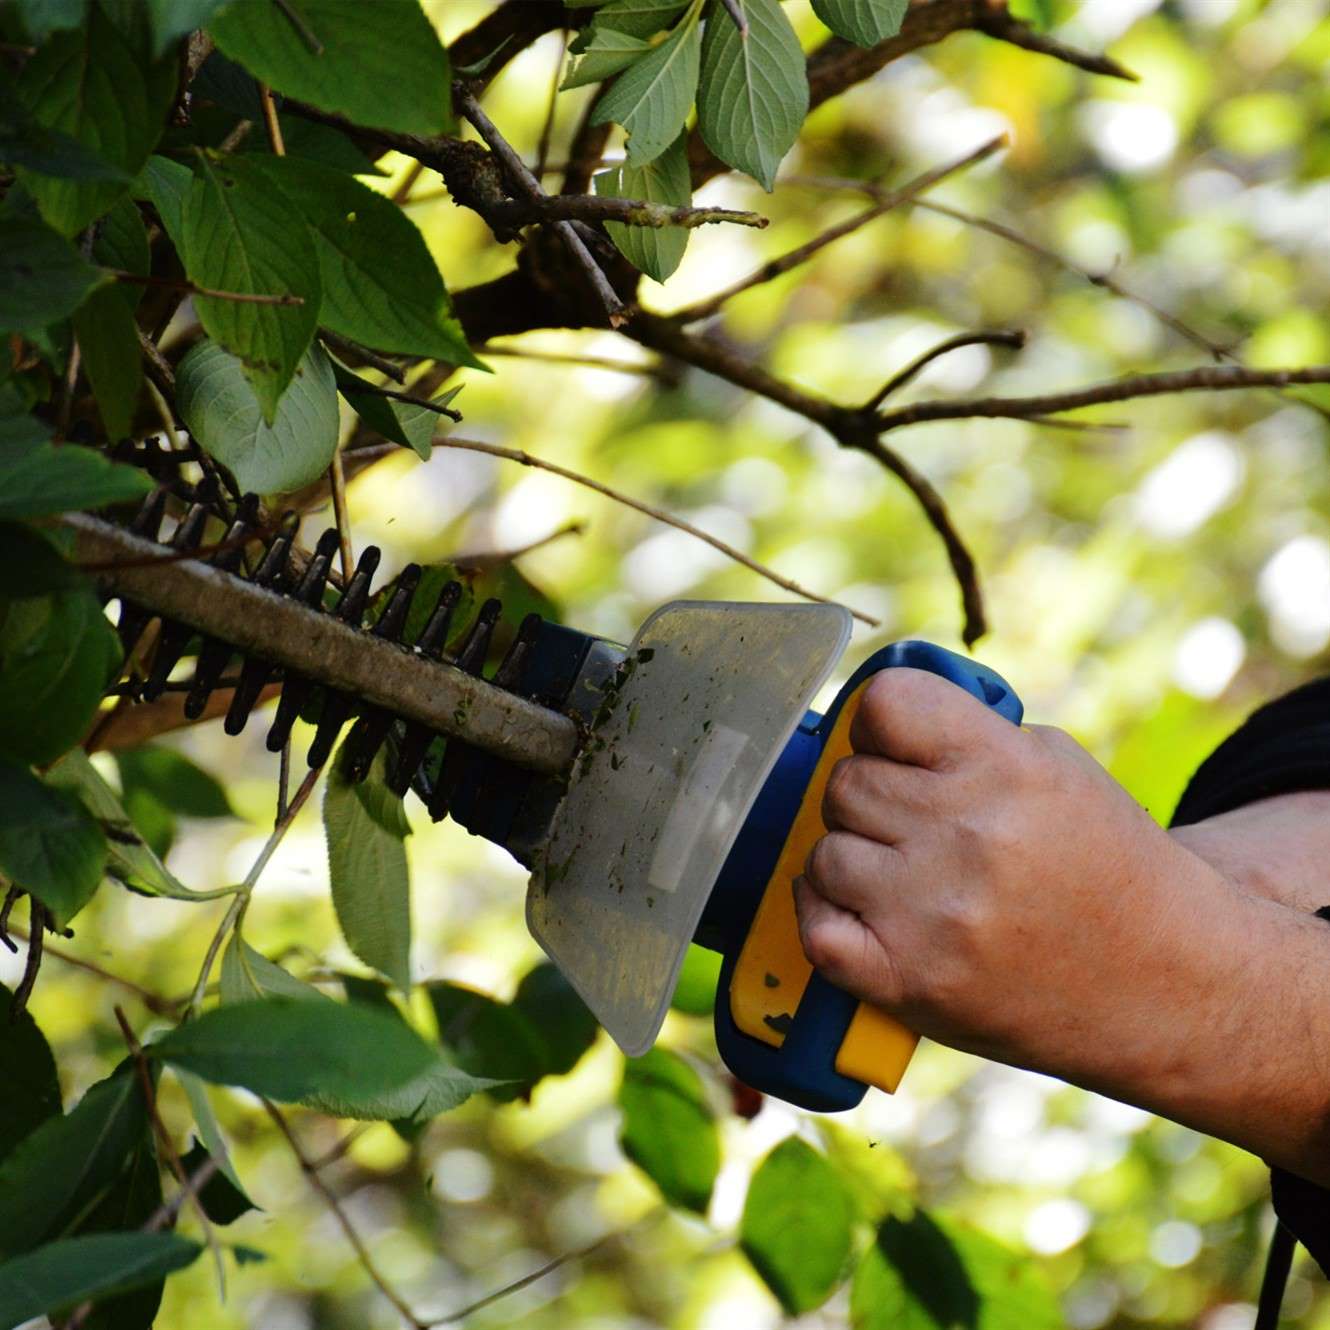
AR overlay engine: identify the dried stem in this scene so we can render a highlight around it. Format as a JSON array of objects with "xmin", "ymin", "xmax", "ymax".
[
  {"xmin": 320, "ymin": 330, "xmax": 407, "ymax": 384},
  {"xmin": 258, "ymin": 82, "xmax": 285, "ymax": 155},
  {"xmin": 435, "ymin": 436, "xmax": 879, "ymax": 625},
  {"xmin": 670, "ymin": 136, "xmax": 1007, "ymax": 324},
  {"xmin": 486, "ymin": 194, "xmax": 768, "ymax": 231},
  {"xmin": 328, "ymin": 448, "xmax": 354, "ymax": 582},
  {"xmin": 6, "ymin": 923, "xmax": 180, "ymax": 1015},
  {"xmin": 475, "ymin": 343, "xmax": 670, "ymax": 380},
  {"xmin": 263, "ymin": 1098, "xmax": 427, "ymax": 1330},
  {"xmin": 12, "ymin": 901, "xmax": 46, "ymax": 1017}
]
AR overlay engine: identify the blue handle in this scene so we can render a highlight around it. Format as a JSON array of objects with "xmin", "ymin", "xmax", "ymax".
[{"xmin": 708, "ymin": 641, "xmax": 1023, "ymax": 1112}]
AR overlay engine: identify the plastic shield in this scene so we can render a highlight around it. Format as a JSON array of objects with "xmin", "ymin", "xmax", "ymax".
[{"xmin": 526, "ymin": 600, "xmax": 852, "ymax": 1056}]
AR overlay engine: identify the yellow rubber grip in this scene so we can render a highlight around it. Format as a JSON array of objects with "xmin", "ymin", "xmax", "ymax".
[{"xmin": 728, "ymin": 678, "xmax": 918, "ymax": 1095}]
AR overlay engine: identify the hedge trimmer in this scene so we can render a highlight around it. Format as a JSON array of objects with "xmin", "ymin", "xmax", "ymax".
[{"xmin": 70, "ymin": 485, "xmax": 1022, "ymax": 1111}]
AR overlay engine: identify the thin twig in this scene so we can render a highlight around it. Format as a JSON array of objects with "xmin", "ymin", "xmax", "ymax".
[
  {"xmin": 392, "ymin": 159, "xmax": 426, "ymax": 207},
  {"xmin": 12, "ymin": 902, "xmax": 46, "ymax": 1017},
  {"xmin": 328, "ymin": 448, "xmax": 354, "ymax": 582},
  {"xmin": 434, "ymin": 437, "xmax": 879, "ymax": 626},
  {"xmin": 114, "ymin": 1007, "xmax": 225, "ymax": 1293},
  {"xmin": 277, "ymin": 740, "xmax": 292, "ymax": 826},
  {"xmin": 274, "ymin": 0, "xmax": 324, "ymax": 54},
  {"xmin": 6, "ymin": 924, "xmax": 180, "ymax": 1015},
  {"xmin": 452, "ymin": 520, "xmax": 586, "ymax": 570},
  {"xmin": 108, "ymin": 270, "xmax": 305, "ymax": 307},
  {"xmin": 865, "ymin": 329, "xmax": 1026, "ymax": 410},
  {"xmin": 669, "ymin": 136, "xmax": 1007, "ymax": 324},
  {"xmin": 357, "ymin": 382, "xmax": 463, "ymax": 422},
  {"xmin": 534, "ymin": 28, "xmax": 566, "ymax": 180},
  {"xmin": 486, "ymin": 194, "xmax": 769, "ymax": 231},
  {"xmin": 475, "ymin": 343, "xmax": 670, "ymax": 379},
  {"xmin": 320, "ymin": 330, "xmax": 407, "ymax": 384},
  {"xmin": 263, "ymin": 1099, "xmax": 427, "ymax": 1329},
  {"xmin": 0, "ymin": 885, "xmax": 20, "ymax": 954},
  {"xmin": 873, "ymin": 363, "xmax": 1330, "ymax": 431},
  {"xmin": 258, "ymin": 82, "xmax": 285, "ymax": 155},
  {"xmin": 187, "ymin": 766, "xmax": 323, "ymax": 1016},
  {"xmin": 456, "ymin": 82, "xmax": 627, "ymax": 329}
]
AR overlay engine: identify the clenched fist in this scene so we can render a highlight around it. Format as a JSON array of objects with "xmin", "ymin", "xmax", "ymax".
[{"xmin": 793, "ymin": 669, "xmax": 1330, "ymax": 1182}]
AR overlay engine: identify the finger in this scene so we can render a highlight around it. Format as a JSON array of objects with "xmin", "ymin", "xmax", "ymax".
[
  {"xmin": 850, "ymin": 668, "xmax": 1012, "ymax": 768},
  {"xmin": 793, "ymin": 875, "xmax": 881, "ymax": 991},
  {"xmin": 803, "ymin": 829, "xmax": 902, "ymax": 918},
  {"xmin": 822, "ymin": 752, "xmax": 932, "ymax": 840}
]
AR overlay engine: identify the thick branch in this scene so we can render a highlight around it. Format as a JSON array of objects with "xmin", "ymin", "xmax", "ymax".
[
  {"xmin": 488, "ymin": 194, "xmax": 767, "ymax": 232},
  {"xmin": 873, "ymin": 363, "xmax": 1330, "ymax": 431}
]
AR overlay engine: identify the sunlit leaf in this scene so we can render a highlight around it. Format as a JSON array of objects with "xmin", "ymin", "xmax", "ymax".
[
  {"xmin": 592, "ymin": 6, "xmax": 701, "ymax": 166},
  {"xmin": 742, "ymin": 1138, "xmax": 855, "ymax": 1314},
  {"xmin": 428, "ymin": 981, "xmax": 547, "ymax": 1104},
  {"xmin": 176, "ymin": 338, "xmax": 339, "ymax": 494},
  {"xmin": 589, "ymin": 0, "xmax": 688, "ymax": 38},
  {"xmin": 207, "ymin": 0, "xmax": 454, "ymax": 136},
  {"xmin": 332, "ymin": 361, "xmax": 446, "ymax": 460},
  {"xmin": 669, "ymin": 942, "xmax": 721, "ymax": 1015},
  {"xmin": 696, "ymin": 0, "xmax": 808, "ymax": 190},
  {"xmin": 619, "ymin": 1047, "xmax": 719, "ymax": 1213},
  {"xmin": 219, "ymin": 935, "xmax": 329, "ymax": 1005},
  {"xmin": 562, "ymin": 27, "xmax": 652, "ymax": 89},
  {"xmin": 597, "ymin": 131, "xmax": 692, "ymax": 282},
  {"xmin": 810, "ymin": 0, "xmax": 908, "ymax": 46}
]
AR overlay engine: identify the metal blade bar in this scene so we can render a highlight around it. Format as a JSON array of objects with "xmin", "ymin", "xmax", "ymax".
[{"xmin": 65, "ymin": 513, "xmax": 581, "ymax": 776}]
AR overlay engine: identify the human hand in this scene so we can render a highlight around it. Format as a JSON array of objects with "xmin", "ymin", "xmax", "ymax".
[{"xmin": 792, "ymin": 668, "xmax": 1254, "ymax": 1095}]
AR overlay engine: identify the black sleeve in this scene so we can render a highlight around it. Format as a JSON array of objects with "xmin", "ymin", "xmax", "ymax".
[{"xmin": 1169, "ymin": 677, "xmax": 1330, "ymax": 1274}]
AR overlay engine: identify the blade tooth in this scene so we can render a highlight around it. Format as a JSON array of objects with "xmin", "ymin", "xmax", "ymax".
[
  {"xmin": 265, "ymin": 675, "xmax": 315, "ymax": 751},
  {"xmin": 386, "ymin": 723, "xmax": 431, "ymax": 795},
  {"xmin": 141, "ymin": 618, "xmax": 195, "ymax": 700},
  {"xmin": 371, "ymin": 564, "xmax": 422, "ymax": 641},
  {"xmin": 223, "ymin": 654, "xmax": 278, "ymax": 735},
  {"xmin": 128, "ymin": 487, "xmax": 168, "ymax": 541},
  {"xmin": 306, "ymin": 691, "xmax": 354, "ymax": 768},
  {"xmin": 416, "ymin": 580, "xmax": 462, "ymax": 659},
  {"xmin": 451, "ymin": 598, "xmax": 501, "ymax": 671},
  {"xmin": 336, "ymin": 546, "xmax": 381, "ymax": 623},
  {"xmin": 492, "ymin": 613, "xmax": 541, "ymax": 690},
  {"xmin": 342, "ymin": 707, "xmax": 394, "ymax": 783},
  {"xmin": 184, "ymin": 636, "xmax": 236, "ymax": 719}
]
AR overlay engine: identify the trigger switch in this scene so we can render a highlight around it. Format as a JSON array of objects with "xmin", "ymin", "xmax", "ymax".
[{"xmin": 981, "ymin": 678, "xmax": 1007, "ymax": 706}]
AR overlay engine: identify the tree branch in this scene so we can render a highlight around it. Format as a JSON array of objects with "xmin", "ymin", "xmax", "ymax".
[
  {"xmin": 865, "ymin": 328, "xmax": 1026, "ymax": 409},
  {"xmin": 487, "ymin": 194, "xmax": 768, "ymax": 232},
  {"xmin": 873, "ymin": 363, "xmax": 1330, "ymax": 431}
]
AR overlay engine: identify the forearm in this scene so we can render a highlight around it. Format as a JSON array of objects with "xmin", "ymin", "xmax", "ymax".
[{"xmin": 1170, "ymin": 791, "xmax": 1330, "ymax": 914}]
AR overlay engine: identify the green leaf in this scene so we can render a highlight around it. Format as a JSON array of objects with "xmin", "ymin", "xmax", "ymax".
[
  {"xmin": 741, "ymin": 1138, "xmax": 855, "ymax": 1314},
  {"xmin": 0, "ymin": 1066, "xmax": 148, "ymax": 1258},
  {"xmin": 597, "ymin": 131, "xmax": 692, "ymax": 282},
  {"xmin": 73, "ymin": 282, "xmax": 143, "ymax": 439},
  {"xmin": 851, "ymin": 1211, "xmax": 1061, "ymax": 1330},
  {"xmin": 0, "ymin": 211, "xmax": 107, "ymax": 332},
  {"xmin": 75, "ymin": 1137, "xmax": 165, "ymax": 1330},
  {"xmin": 0, "ymin": 589, "xmax": 121, "ymax": 766},
  {"xmin": 179, "ymin": 1139, "xmax": 257, "ymax": 1225},
  {"xmin": 0, "ymin": 984, "xmax": 62, "ymax": 1166},
  {"xmin": 0, "ymin": 380, "xmax": 53, "ymax": 449},
  {"xmin": 176, "ymin": 338, "xmax": 340, "ymax": 494},
  {"xmin": 0, "ymin": 83, "xmax": 133, "ymax": 182},
  {"xmin": 0, "ymin": 521, "xmax": 86, "ymax": 598},
  {"xmin": 562, "ymin": 27, "xmax": 652, "ymax": 89},
  {"xmin": 0, "ymin": 758, "xmax": 106, "ymax": 927},
  {"xmin": 428, "ymin": 981, "xmax": 547, "ymax": 1104},
  {"xmin": 133, "ymin": 153, "xmax": 191, "ymax": 248},
  {"xmin": 207, "ymin": 0, "xmax": 454, "ymax": 136},
  {"xmin": 91, "ymin": 196, "xmax": 151, "ymax": 308},
  {"xmin": 592, "ymin": 6, "xmax": 702, "ymax": 166},
  {"xmin": 619, "ymin": 1047, "xmax": 719, "ymax": 1213},
  {"xmin": 511, "ymin": 962, "xmax": 599, "ymax": 1078},
  {"xmin": 332, "ymin": 362, "xmax": 444, "ymax": 460},
  {"xmin": 589, "ymin": 0, "xmax": 688, "ymax": 38},
  {"xmin": 13, "ymin": 4, "xmax": 176, "ymax": 235},
  {"xmin": 219, "ymin": 935, "xmax": 329, "ymax": 1005},
  {"xmin": 669, "ymin": 942, "xmax": 721, "ymax": 1015},
  {"xmin": 114, "ymin": 744, "xmax": 232, "ymax": 819},
  {"xmin": 46, "ymin": 749, "xmax": 230, "ymax": 901},
  {"xmin": 151, "ymin": 996, "xmax": 479, "ymax": 1121},
  {"xmin": 179, "ymin": 153, "xmax": 322, "ymax": 419},
  {"xmin": 0, "ymin": 439, "xmax": 151, "ymax": 520},
  {"xmin": 249, "ymin": 156, "xmax": 481, "ymax": 367},
  {"xmin": 147, "ymin": 0, "xmax": 230, "ymax": 56},
  {"xmin": 323, "ymin": 744, "xmax": 412, "ymax": 991},
  {"xmin": 271, "ymin": 115, "xmax": 387, "ymax": 176},
  {"xmin": 178, "ymin": 1068, "xmax": 246, "ymax": 1193},
  {"xmin": 810, "ymin": 0, "xmax": 907, "ymax": 46},
  {"xmin": 0, "ymin": 1232, "xmax": 200, "ymax": 1327},
  {"xmin": 697, "ymin": 0, "xmax": 808, "ymax": 190},
  {"xmin": 13, "ymin": 0, "xmax": 87, "ymax": 43}
]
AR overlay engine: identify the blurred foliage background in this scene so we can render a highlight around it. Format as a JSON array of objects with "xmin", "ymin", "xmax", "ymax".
[{"xmin": 7, "ymin": 0, "xmax": 1330, "ymax": 1326}]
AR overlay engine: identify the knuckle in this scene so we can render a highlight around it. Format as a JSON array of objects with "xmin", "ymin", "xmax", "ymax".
[
  {"xmin": 824, "ymin": 756, "xmax": 868, "ymax": 822},
  {"xmin": 800, "ymin": 919, "xmax": 846, "ymax": 975},
  {"xmin": 805, "ymin": 832, "xmax": 847, "ymax": 887}
]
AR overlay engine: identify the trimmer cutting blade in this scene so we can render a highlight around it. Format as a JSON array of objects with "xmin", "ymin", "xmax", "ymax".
[{"xmin": 526, "ymin": 601, "xmax": 851, "ymax": 1057}]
